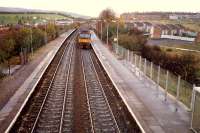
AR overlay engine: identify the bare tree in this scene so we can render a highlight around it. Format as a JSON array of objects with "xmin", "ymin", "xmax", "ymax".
[{"xmin": 99, "ymin": 8, "xmax": 116, "ymax": 22}]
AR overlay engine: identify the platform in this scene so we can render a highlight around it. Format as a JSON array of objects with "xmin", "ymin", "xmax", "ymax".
[
  {"xmin": 91, "ymin": 32, "xmax": 191, "ymax": 133},
  {"xmin": 0, "ymin": 30, "xmax": 75, "ymax": 132}
]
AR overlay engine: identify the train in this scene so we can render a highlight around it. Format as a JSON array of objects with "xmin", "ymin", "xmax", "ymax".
[{"xmin": 77, "ymin": 29, "xmax": 92, "ymax": 49}]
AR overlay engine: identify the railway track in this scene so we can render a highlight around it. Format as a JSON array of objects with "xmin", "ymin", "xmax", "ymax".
[
  {"xmin": 82, "ymin": 50, "xmax": 120, "ymax": 132},
  {"xmin": 32, "ymin": 34, "xmax": 76, "ymax": 133},
  {"xmin": 10, "ymin": 30, "xmax": 141, "ymax": 133},
  {"xmin": 11, "ymin": 31, "xmax": 77, "ymax": 132},
  {"xmin": 90, "ymin": 50, "xmax": 142, "ymax": 132}
]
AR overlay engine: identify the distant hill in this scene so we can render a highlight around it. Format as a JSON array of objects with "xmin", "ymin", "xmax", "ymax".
[
  {"xmin": 0, "ymin": 7, "xmax": 49, "ymax": 13},
  {"xmin": 0, "ymin": 7, "xmax": 91, "ymax": 19}
]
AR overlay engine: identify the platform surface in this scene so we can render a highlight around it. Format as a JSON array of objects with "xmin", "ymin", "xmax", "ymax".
[
  {"xmin": 91, "ymin": 32, "xmax": 191, "ymax": 133},
  {"xmin": 0, "ymin": 30, "xmax": 74, "ymax": 132}
]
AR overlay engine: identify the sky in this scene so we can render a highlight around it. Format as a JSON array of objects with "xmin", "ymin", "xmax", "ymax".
[{"xmin": 0, "ymin": 0, "xmax": 200, "ymax": 17}]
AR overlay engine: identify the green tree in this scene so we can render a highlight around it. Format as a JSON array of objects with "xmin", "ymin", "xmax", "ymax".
[
  {"xmin": 32, "ymin": 28, "xmax": 45, "ymax": 49},
  {"xmin": 13, "ymin": 27, "xmax": 32, "ymax": 56},
  {"xmin": 46, "ymin": 24, "xmax": 56, "ymax": 41},
  {"xmin": 18, "ymin": 19, "xmax": 23, "ymax": 25},
  {"xmin": 0, "ymin": 37, "xmax": 15, "ymax": 74},
  {"xmin": 0, "ymin": 33, "xmax": 15, "ymax": 61}
]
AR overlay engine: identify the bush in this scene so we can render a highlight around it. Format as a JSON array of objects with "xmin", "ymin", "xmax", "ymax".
[
  {"xmin": 166, "ymin": 48, "xmax": 172, "ymax": 52},
  {"xmin": 32, "ymin": 28, "xmax": 45, "ymax": 50},
  {"xmin": 142, "ymin": 45, "xmax": 200, "ymax": 84},
  {"xmin": 117, "ymin": 29, "xmax": 146, "ymax": 52},
  {"xmin": 118, "ymin": 34, "xmax": 145, "ymax": 51}
]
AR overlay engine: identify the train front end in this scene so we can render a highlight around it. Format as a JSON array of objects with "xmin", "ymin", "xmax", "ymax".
[{"xmin": 78, "ymin": 29, "xmax": 91, "ymax": 49}]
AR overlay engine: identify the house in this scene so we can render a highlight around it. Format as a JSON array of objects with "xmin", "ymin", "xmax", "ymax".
[
  {"xmin": 159, "ymin": 24, "xmax": 170, "ymax": 35},
  {"xmin": 195, "ymin": 32, "xmax": 200, "ymax": 43},
  {"xmin": 133, "ymin": 22, "xmax": 144, "ymax": 31},
  {"xmin": 143, "ymin": 22, "xmax": 153, "ymax": 33},
  {"xmin": 166, "ymin": 24, "xmax": 179, "ymax": 35},
  {"xmin": 179, "ymin": 27, "xmax": 197, "ymax": 38},
  {"xmin": 125, "ymin": 21, "xmax": 153, "ymax": 33},
  {"xmin": 150, "ymin": 25, "xmax": 162, "ymax": 39},
  {"xmin": 150, "ymin": 22, "xmax": 199, "ymax": 42},
  {"xmin": 174, "ymin": 24, "xmax": 185, "ymax": 36},
  {"xmin": 56, "ymin": 19, "xmax": 73, "ymax": 26},
  {"xmin": 169, "ymin": 15, "xmax": 184, "ymax": 20},
  {"xmin": 151, "ymin": 24, "xmax": 172, "ymax": 38},
  {"xmin": 124, "ymin": 22, "xmax": 135, "ymax": 30}
]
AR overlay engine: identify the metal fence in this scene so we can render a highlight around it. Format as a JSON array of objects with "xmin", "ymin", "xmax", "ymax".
[
  {"xmin": 112, "ymin": 43, "xmax": 193, "ymax": 110},
  {"xmin": 191, "ymin": 86, "xmax": 200, "ymax": 132}
]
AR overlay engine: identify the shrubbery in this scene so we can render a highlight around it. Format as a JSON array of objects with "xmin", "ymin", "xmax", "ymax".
[{"xmin": 118, "ymin": 28, "xmax": 147, "ymax": 51}]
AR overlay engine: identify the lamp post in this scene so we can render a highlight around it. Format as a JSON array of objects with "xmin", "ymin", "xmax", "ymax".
[
  {"xmin": 30, "ymin": 26, "xmax": 33, "ymax": 57},
  {"xmin": 116, "ymin": 22, "xmax": 119, "ymax": 46},
  {"xmin": 106, "ymin": 23, "xmax": 109, "ymax": 45},
  {"xmin": 29, "ymin": 17, "xmax": 37, "ymax": 57},
  {"xmin": 43, "ymin": 20, "xmax": 47, "ymax": 44},
  {"xmin": 101, "ymin": 21, "xmax": 103, "ymax": 40},
  {"xmin": 116, "ymin": 22, "xmax": 119, "ymax": 54},
  {"xmin": 25, "ymin": 12, "xmax": 33, "ymax": 58},
  {"xmin": 112, "ymin": 20, "xmax": 119, "ymax": 44},
  {"xmin": 112, "ymin": 20, "xmax": 119, "ymax": 53}
]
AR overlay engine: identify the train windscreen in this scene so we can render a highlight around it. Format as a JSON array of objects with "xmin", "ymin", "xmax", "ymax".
[{"xmin": 79, "ymin": 33, "xmax": 91, "ymax": 39}]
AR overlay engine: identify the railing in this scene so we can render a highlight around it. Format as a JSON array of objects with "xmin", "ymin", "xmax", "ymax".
[{"xmin": 112, "ymin": 43, "xmax": 194, "ymax": 110}]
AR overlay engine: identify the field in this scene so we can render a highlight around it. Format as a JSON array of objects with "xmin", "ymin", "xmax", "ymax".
[
  {"xmin": 0, "ymin": 13, "xmax": 69, "ymax": 25},
  {"xmin": 148, "ymin": 19, "xmax": 200, "ymax": 32},
  {"xmin": 148, "ymin": 40, "xmax": 200, "ymax": 61},
  {"xmin": 147, "ymin": 39, "xmax": 200, "ymax": 51}
]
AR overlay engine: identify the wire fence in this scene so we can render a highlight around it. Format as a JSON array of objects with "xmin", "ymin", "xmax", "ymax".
[{"xmin": 112, "ymin": 43, "xmax": 193, "ymax": 110}]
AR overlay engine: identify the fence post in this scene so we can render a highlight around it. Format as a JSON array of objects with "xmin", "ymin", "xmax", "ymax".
[
  {"xmin": 121, "ymin": 47, "xmax": 124, "ymax": 59},
  {"xmin": 124, "ymin": 48, "xmax": 128, "ymax": 61},
  {"xmin": 156, "ymin": 66, "xmax": 160, "ymax": 97},
  {"xmin": 123, "ymin": 48, "xmax": 125, "ymax": 59},
  {"xmin": 131, "ymin": 51, "xmax": 134, "ymax": 69},
  {"xmin": 126, "ymin": 49, "xmax": 128, "ymax": 65},
  {"xmin": 120, "ymin": 46, "xmax": 123, "ymax": 58},
  {"xmin": 119, "ymin": 46, "xmax": 121, "ymax": 57},
  {"xmin": 190, "ymin": 84, "xmax": 196, "ymax": 111},
  {"xmin": 127, "ymin": 50, "xmax": 130, "ymax": 62},
  {"xmin": 165, "ymin": 71, "xmax": 169, "ymax": 101},
  {"xmin": 134, "ymin": 54, "xmax": 137, "ymax": 73},
  {"xmin": 139, "ymin": 56, "xmax": 142, "ymax": 78},
  {"xmin": 150, "ymin": 62, "xmax": 153, "ymax": 79},
  {"xmin": 116, "ymin": 44, "xmax": 119, "ymax": 55},
  {"xmin": 114, "ymin": 44, "xmax": 116, "ymax": 54},
  {"xmin": 144, "ymin": 59, "xmax": 147, "ymax": 76},
  {"xmin": 122, "ymin": 48, "xmax": 124, "ymax": 59},
  {"xmin": 190, "ymin": 84, "xmax": 196, "ymax": 129},
  {"xmin": 175, "ymin": 75, "xmax": 181, "ymax": 112},
  {"xmin": 139, "ymin": 56, "xmax": 142, "ymax": 70}
]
